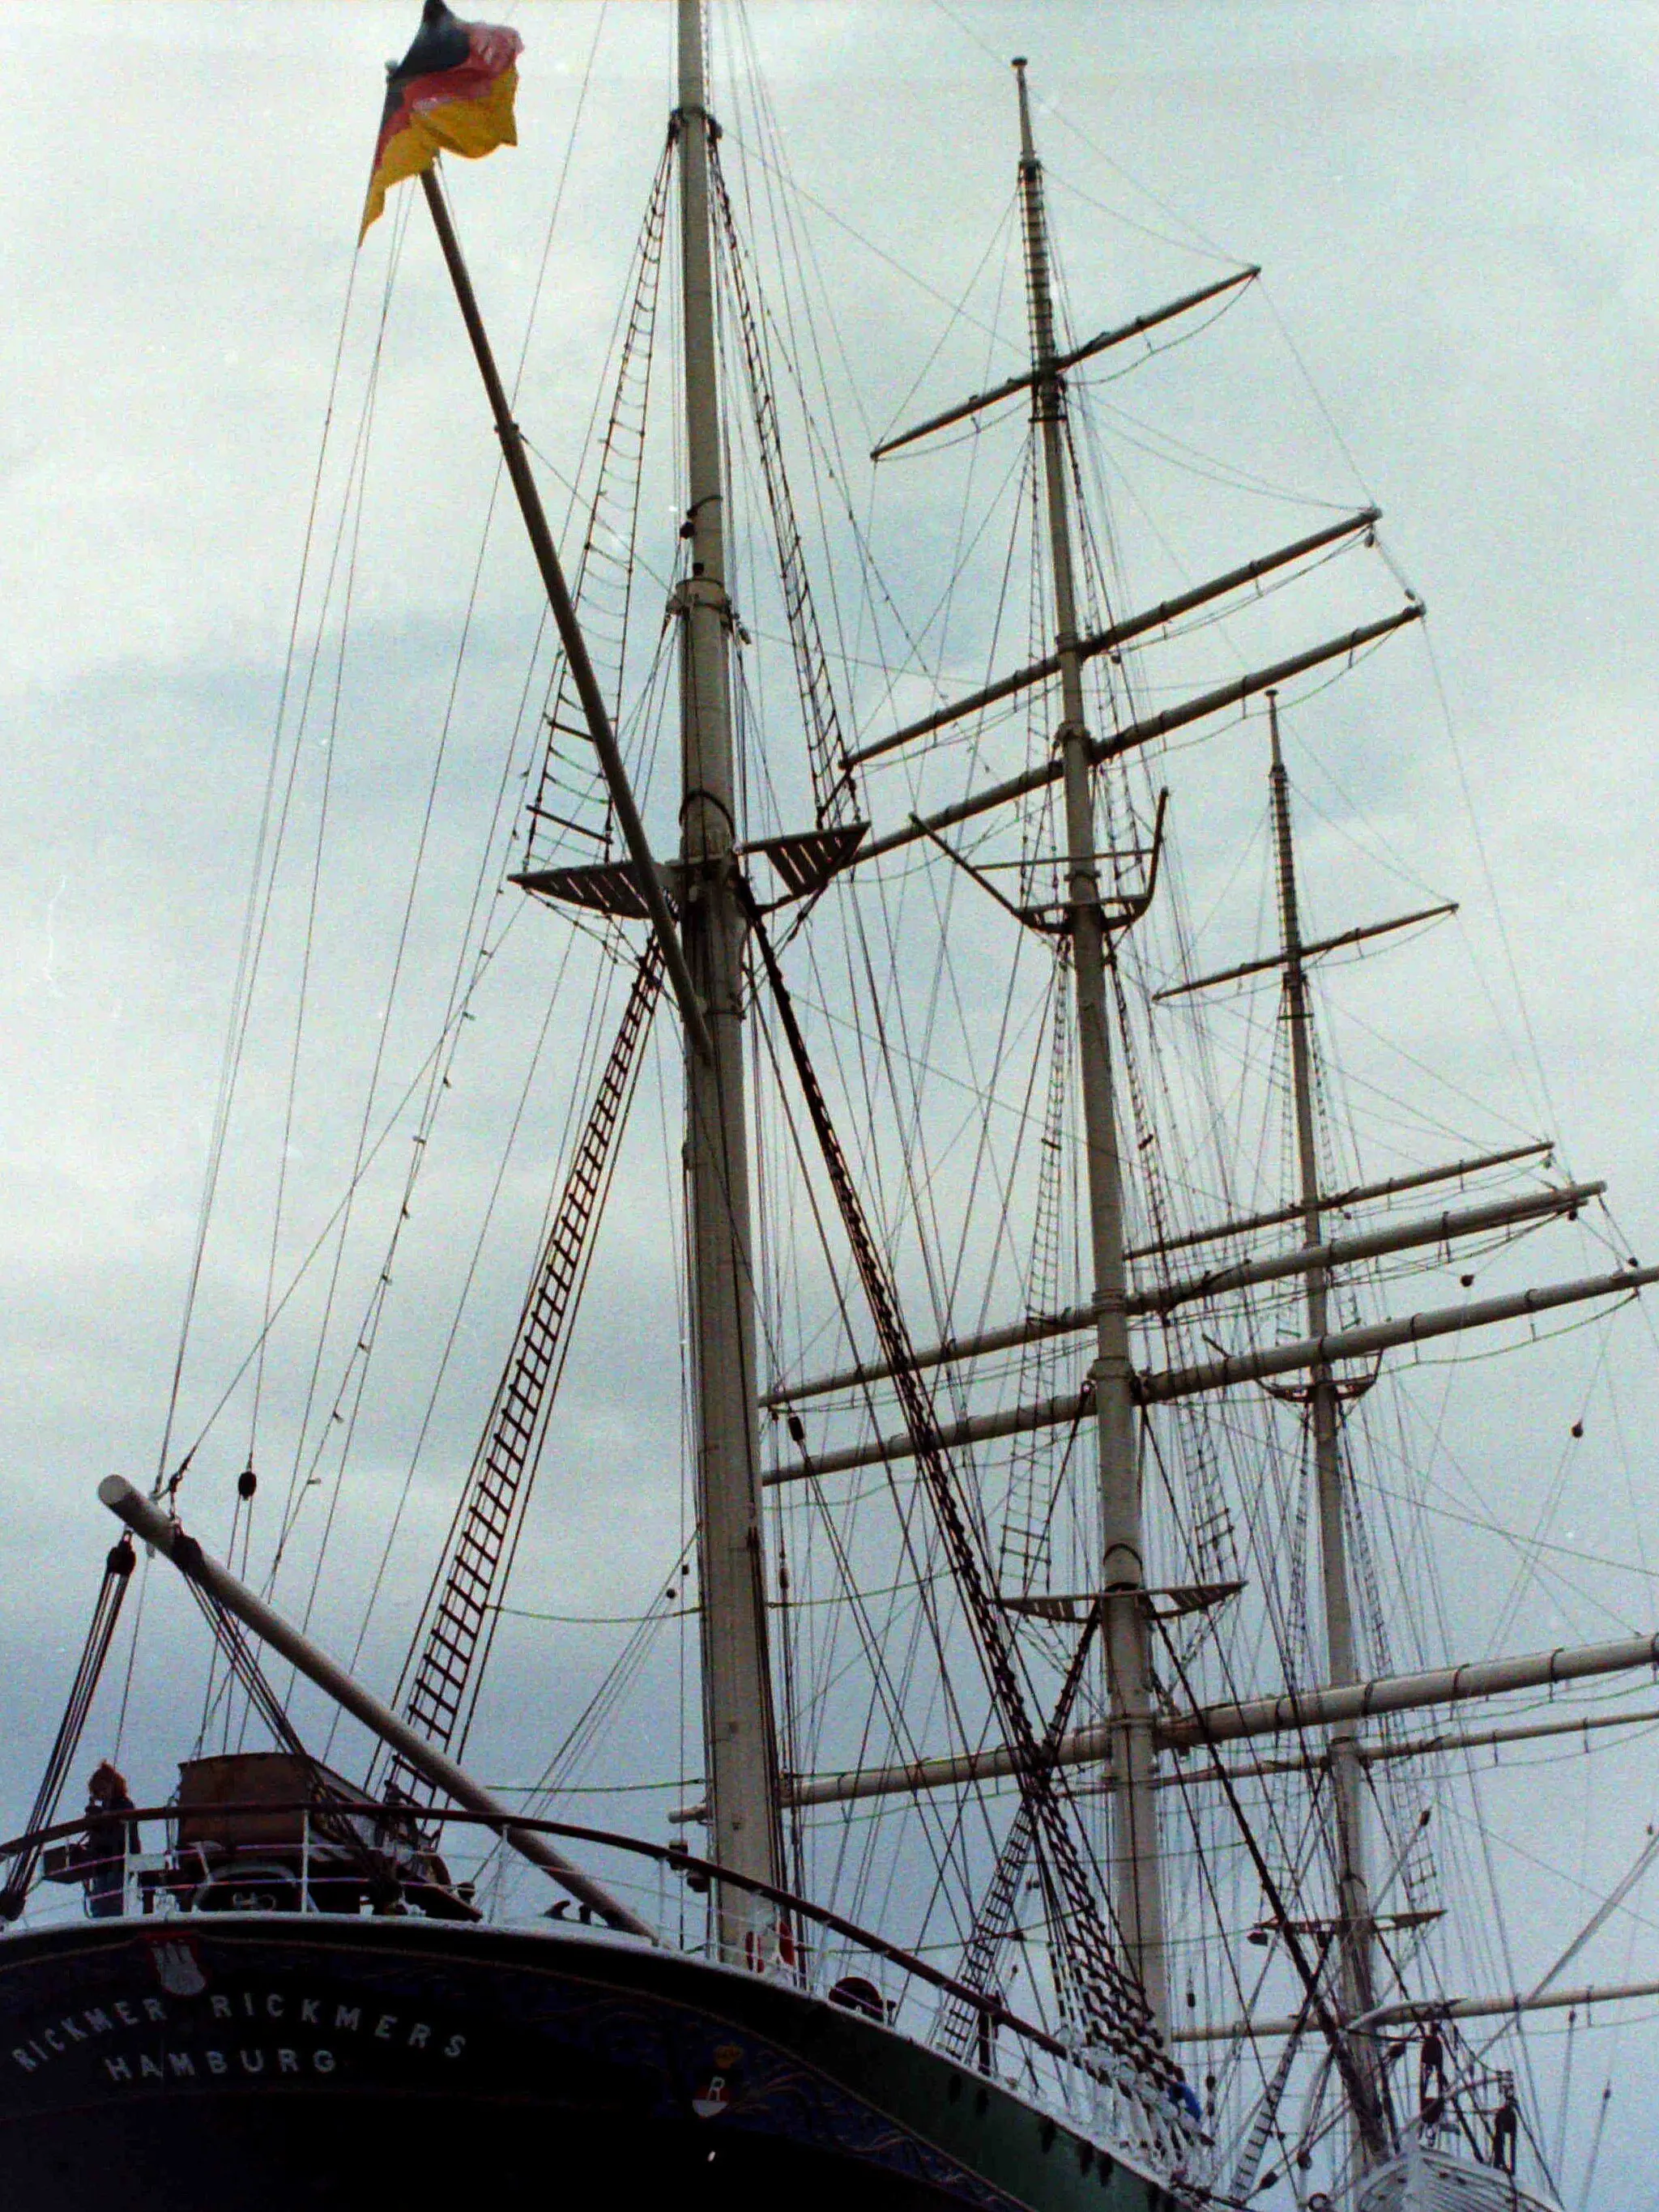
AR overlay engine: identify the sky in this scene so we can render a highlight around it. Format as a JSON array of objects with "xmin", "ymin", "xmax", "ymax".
[{"xmin": 3, "ymin": 2, "xmax": 1659, "ymax": 2201}]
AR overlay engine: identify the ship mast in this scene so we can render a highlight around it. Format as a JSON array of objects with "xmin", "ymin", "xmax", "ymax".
[
  {"xmin": 1267, "ymin": 691, "xmax": 1384, "ymax": 2163},
  {"xmin": 1013, "ymin": 59, "xmax": 1169, "ymax": 2036},
  {"xmin": 675, "ymin": 0, "xmax": 784, "ymax": 1939}
]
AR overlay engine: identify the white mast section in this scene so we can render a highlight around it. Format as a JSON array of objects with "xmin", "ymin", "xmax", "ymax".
[
  {"xmin": 1013, "ymin": 58, "xmax": 1168, "ymax": 2035},
  {"xmin": 675, "ymin": 0, "xmax": 782, "ymax": 1937},
  {"xmin": 1266, "ymin": 692, "xmax": 1382, "ymax": 2164}
]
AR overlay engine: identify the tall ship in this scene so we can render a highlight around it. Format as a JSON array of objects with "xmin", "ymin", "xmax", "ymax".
[{"xmin": 2, "ymin": 7, "xmax": 1653, "ymax": 2208}]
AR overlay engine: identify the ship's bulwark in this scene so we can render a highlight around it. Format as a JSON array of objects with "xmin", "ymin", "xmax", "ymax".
[{"xmin": 0, "ymin": 1917, "xmax": 1169, "ymax": 2212}]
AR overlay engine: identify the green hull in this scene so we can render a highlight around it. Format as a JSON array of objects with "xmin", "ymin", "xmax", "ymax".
[{"xmin": 0, "ymin": 1916, "xmax": 1181, "ymax": 2212}]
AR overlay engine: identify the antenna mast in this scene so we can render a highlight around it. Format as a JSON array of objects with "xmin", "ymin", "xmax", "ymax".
[
  {"xmin": 1013, "ymin": 58, "xmax": 1169, "ymax": 2036},
  {"xmin": 674, "ymin": 0, "xmax": 784, "ymax": 1945},
  {"xmin": 1268, "ymin": 692, "xmax": 1385, "ymax": 2165}
]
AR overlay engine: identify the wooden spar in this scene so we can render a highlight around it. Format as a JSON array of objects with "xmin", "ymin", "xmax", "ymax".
[
  {"xmin": 761, "ymin": 1180, "xmax": 1601, "ymax": 1409},
  {"xmin": 763, "ymin": 1383, "xmax": 1085, "ymax": 1485},
  {"xmin": 673, "ymin": 1691, "xmax": 1659, "ymax": 1828},
  {"xmin": 1173, "ymin": 1978, "xmax": 1659, "ymax": 2044},
  {"xmin": 1165, "ymin": 1631, "xmax": 1659, "ymax": 1746},
  {"xmin": 1129, "ymin": 1141, "xmax": 1555, "ymax": 1261},
  {"xmin": 1079, "ymin": 1701, "xmax": 1659, "ymax": 1797},
  {"xmin": 1152, "ymin": 900, "xmax": 1457, "ymax": 1000},
  {"xmin": 1139, "ymin": 1181, "xmax": 1601, "ymax": 1315},
  {"xmin": 1141, "ymin": 1261, "xmax": 1659, "ymax": 1403},
  {"xmin": 847, "ymin": 507, "xmax": 1380, "ymax": 769},
  {"xmin": 773, "ymin": 1630, "xmax": 1659, "ymax": 1810},
  {"xmin": 849, "ymin": 605, "xmax": 1423, "ymax": 873},
  {"xmin": 96, "ymin": 1479, "xmax": 655, "ymax": 1939},
  {"xmin": 763, "ymin": 1256, "xmax": 1648, "ymax": 1482},
  {"xmin": 417, "ymin": 171, "xmax": 711, "ymax": 1067},
  {"xmin": 868, "ymin": 266, "xmax": 1258, "ymax": 460}
]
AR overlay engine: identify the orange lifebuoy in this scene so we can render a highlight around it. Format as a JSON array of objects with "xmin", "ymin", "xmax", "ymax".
[{"xmin": 743, "ymin": 1916, "xmax": 798, "ymax": 1975}]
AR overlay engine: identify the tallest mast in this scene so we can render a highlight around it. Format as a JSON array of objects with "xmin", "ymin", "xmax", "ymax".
[
  {"xmin": 1013, "ymin": 61, "xmax": 1168, "ymax": 2036},
  {"xmin": 676, "ymin": 0, "xmax": 783, "ymax": 1928}
]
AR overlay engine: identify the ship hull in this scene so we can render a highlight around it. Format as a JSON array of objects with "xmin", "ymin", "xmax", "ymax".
[{"xmin": 0, "ymin": 1915, "xmax": 1171, "ymax": 2212}]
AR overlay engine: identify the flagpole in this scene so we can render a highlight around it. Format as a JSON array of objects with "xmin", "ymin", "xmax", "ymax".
[{"xmin": 418, "ymin": 165, "xmax": 712, "ymax": 1064}]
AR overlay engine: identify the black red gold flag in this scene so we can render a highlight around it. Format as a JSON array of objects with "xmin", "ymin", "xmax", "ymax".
[{"xmin": 363, "ymin": 0, "xmax": 522, "ymax": 240}]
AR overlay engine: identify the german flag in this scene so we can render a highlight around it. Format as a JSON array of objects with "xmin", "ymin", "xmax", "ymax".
[{"xmin": 362, "ymin": 1, "xmax": 523, "ymax": 239}]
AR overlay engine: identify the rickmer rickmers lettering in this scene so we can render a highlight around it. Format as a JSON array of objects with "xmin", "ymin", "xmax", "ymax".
[{"xmin": 10, "ymin": 1985, "xmax": 469, "ymax": 2085}]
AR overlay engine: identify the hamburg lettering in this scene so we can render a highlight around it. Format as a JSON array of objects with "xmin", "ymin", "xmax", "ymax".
[{"xmin": 103, "ymin": 2048, "xmax": 342, "ymax": 2083}]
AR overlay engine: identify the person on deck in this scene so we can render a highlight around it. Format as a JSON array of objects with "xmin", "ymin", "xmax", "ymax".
[
  {"xmin": 1491, "ymin": 2080, "xmax": 1520, "ymax": 2176},
  {"xmin": 1418, "ymin": 2020, "xmax": 1447, "ymax": 2130},
  {"xmin": 83, "ymin": 1762, "xmax": 137, "ymax": 1920}
]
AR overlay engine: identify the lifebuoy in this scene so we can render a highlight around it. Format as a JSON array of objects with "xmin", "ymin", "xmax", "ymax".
[{"xmin": 743, "ymin": 1915, "xmax": 798, "ymax": 1976}]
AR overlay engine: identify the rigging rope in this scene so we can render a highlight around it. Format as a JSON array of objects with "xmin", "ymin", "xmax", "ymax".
[
  {"xmin": 745, "ymin": 888, "xmax": 1186, "ymax": 2118},
  {"xmin": 0, "ymin": 1536, "xmax": 135, "ymax": 1921},
  {"xmin": 710, "ymin": 139, "xmax": 856, "ymax": 827},
  {"xmin": 525, "ymin": 139, "xmax": 674, "ymax": 872},
  {"xmin": 154, "ymin": 207, "xmax": 402, "ymax": 1496},
  {"xmin": 381, "ymin": 936, "xmax": 665, "ymax": 1806}
]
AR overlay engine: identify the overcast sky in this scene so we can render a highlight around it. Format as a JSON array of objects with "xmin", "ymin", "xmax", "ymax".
[{"xmin": 4, "ymin": 3, "xmax": 1659, "ymax": 2200}]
